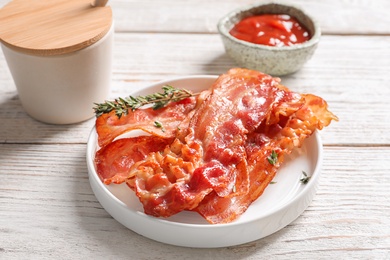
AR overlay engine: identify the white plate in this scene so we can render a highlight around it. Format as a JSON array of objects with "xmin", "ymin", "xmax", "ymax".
[{"xmin": 86, "ymin": 76, "xmax": 323, "ymax": 248}]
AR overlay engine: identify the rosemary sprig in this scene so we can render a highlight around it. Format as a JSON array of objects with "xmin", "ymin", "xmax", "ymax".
[{"xmin": 93, "ymin": 85, "xmax": 195, "ymax": 118}]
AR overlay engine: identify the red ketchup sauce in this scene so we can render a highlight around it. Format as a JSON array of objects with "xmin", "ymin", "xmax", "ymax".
[{"xmin": 229, "ymin": 14, "xmax": 311, "ymax": 47}]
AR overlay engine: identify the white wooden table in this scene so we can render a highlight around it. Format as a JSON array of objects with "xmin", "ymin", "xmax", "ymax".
[{"xmin": 1, "ymin": 0, "xmax": 389, "ymax": 259}]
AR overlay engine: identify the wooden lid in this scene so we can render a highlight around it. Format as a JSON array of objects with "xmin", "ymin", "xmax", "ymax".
[{"xmin": 0, "ymin": 0, "xmax": 112, "ymax": 56}]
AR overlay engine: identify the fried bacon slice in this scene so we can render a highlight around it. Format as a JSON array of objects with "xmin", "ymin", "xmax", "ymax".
[
  {"xmin": 95, "ymin": 96, "xmax": 199, "ymax": 148},
  {"xmin": 95, "ymin": 136, "xmax": 174, "ymax": 185},
  {"xmin": 95, "ymin": 68, "xmax": 337, "ymax": 224},
  {"xmin": 194, "ymin": 93, "xmax": 338, "ymax": 223}
]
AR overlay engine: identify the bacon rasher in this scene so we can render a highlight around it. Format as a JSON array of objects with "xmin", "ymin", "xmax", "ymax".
[
  {"xmin": 95, "ymin": 136, "xmax": 174, "ymax": 185},
  {"xmin": 95, "ymin": 96, "xmax": 199, "ymax": 148},
  {"xmin": 194, "ymin": 93, "xmax": 337, "ymax": 223},
  {"xmin": 95, "ymin": 68, "xmax": 337, "ymax": 224}
]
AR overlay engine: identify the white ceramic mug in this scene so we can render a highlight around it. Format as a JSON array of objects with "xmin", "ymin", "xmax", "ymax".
[{"xmin": 1, "ymin": 23, "xmax": 114, "ymax": 124}]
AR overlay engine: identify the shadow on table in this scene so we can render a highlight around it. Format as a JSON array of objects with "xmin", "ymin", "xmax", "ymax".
[
  {"xmin": 199, "ymin": 53, "xmax": 237, "ymax": 75},
  {"xmin": 72, "ymin": 158, "xmax": 290, "ymax": 259},
  {"xmin": 0, "ymin": 92, "xmax": 94, "ymax": 145},
  {"xmin": 73, "ymin": 178, "xmax": 290, "ymax": 259}
]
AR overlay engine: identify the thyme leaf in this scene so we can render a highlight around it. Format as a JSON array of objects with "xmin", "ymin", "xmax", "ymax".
[
  {"xmin": 93, "ymin": 85, "xmax": 196, "ymax": 118},
  {"xmin": 267, "ymin": 150, "xmax": 278, "ymax": 165},
  {"xmin": 154, "ymin": 121, "xmax": 165, "ymax": 132},
  {"xmin": 300, "ymin": 171, "xmax": 311, "ymax": 184}
]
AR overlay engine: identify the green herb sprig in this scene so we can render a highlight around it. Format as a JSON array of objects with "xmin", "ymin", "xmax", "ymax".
[{"xmin": 93, "ymin": 85, "xmax": 195, "ymax": 118}]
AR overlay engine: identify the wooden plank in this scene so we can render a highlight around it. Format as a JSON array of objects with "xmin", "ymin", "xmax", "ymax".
[
  {"xmin": 105, "ymin": 0, "xmax": 390, "ymax": 35},
  {"xmin": 1, "ymin": 34, "xmax": 389, "ymax": 145},
  {"xmin": 1, "ymin": 0, "xmax": 390, "ymax": 35},
  {"xmin": 0, "ymin": 144, "xmax": 389, "ymax": 258}
]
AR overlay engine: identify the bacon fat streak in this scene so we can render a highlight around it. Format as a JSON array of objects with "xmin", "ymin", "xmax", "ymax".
[{"xmin": 95, "ymin": 68, "xmax": 338, "ymax": 224}]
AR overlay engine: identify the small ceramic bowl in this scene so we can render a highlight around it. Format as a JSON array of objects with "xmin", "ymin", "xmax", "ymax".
[{"xmin": 218, "ymin": 2, "xmax": 321, "ymax": 76}]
